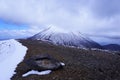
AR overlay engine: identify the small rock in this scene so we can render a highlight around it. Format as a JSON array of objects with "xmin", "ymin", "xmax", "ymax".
[{"xmin": 24, "ymin": 54, "xmax": 64, "ymax": 71}]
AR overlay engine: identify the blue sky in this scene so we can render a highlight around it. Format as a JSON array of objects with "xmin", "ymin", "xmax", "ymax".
[
  {"xmin": 0, "ymin": 0, "xmax": 120, "ymax": 44},
  {"xmin": 0, "ymin": 20, "xmax": 28, "ymax": 30}
]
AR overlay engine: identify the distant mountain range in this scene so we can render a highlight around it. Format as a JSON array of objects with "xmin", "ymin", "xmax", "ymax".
[
  {"xmin": 103, "ymin": 44, "xmax": 120, "ymax": 51},
  {"xmin": 28, "ymin": 27, "xmax": 120, "ymax": 51}
]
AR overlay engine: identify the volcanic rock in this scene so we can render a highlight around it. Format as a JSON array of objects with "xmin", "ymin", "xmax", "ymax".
[{"xmin": 24, "ymin": 54, "xmax": 63, "ymax": 71}]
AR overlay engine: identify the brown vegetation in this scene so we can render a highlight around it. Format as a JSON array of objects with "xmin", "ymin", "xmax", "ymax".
[{"xmin": 11, "ymin": 39, "xmax": 120, "ymax": 80}]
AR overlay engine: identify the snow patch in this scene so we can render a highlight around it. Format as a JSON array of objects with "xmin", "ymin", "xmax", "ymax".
[
  {"xmin": 60, "ymin": 62, "xmax": 65, "ymax": 66},
  {"xmin": 22, "ymin": 70, "xmax": 52, "ymax": 77},
  {"xmin": 0, "ymin": 39, "xmax": 27, "ymax": 80}
]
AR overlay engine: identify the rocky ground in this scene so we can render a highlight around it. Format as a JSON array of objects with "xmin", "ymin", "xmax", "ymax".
[{"xmin": 11, "ymin": 39, "xmax": 120, "ymax": 80}]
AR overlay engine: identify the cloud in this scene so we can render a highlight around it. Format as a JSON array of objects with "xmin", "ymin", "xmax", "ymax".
[
  {"xmin": 0, "ymin": 0, "xmax": 120, "ymax": 44},
  {"xmin": 0, "ymin": 29, "xmax": 41, "ymax": 39},
  {"xmin": 90, "ymin": 0, "xmax": 120, "ymax": 18},
  {"xmin": 0, "ymin": 0, "xmax": 90, "ymax": 30}
]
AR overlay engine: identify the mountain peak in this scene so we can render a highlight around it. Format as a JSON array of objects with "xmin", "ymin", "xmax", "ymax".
[{"xmin": 29, "ymin": 27, "xmax": 102, "ymax": 49}]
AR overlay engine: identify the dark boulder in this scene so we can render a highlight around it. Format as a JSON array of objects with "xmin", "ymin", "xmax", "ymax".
[{"xmin": 24, "ymin": 54, "xmax": 63, "ymax": 71}]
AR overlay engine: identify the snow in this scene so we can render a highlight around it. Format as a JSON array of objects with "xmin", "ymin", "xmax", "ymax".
[
  {"xmin": 60, "ymin": 62, "xmax": 65, "ymax": 66},
  {"xmin": 0, "ymin": 39, "xmax": 27, "ymax": 80},
  {"xmin": 30, "ymin": 27, "xmax": 99, "ymax": 49},
  {"xmin": 22, "ymin": 62, "xmax": 65, "ymax": 77},
  {"xmin": 22, "ymin": 70, "xmax": 52, "ymax": 77}
]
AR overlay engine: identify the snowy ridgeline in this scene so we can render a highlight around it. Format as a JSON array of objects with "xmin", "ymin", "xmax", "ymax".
[
  {"xmin": 0, "ymin": 39, "xmax": 65, "ymax": 80},
  {"xmin": 0, "ymin": 39, "xmax": 27, "ymax": 80}
]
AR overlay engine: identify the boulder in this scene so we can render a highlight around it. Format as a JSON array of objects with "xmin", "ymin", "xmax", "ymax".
[{"xmin": 24, "ymin": 54, "xmax": 63, "ymax": 71}]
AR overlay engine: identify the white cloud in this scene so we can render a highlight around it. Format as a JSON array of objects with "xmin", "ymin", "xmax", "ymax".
[
  {"xmin": 0, "ymin": 29, "xmax": 39, "ymax": 39},
  {"xmin": 0, "ymin": 0, "xmax": 120, "ymax": 44},
  {"xmin": 0, "ymin": 0, "xmax": 95, "ymax": 28}
]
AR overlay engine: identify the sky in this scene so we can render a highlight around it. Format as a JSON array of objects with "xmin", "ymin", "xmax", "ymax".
[{"xmin": 0, "ymin": 0, "xmax": 120, "ymax": 44}]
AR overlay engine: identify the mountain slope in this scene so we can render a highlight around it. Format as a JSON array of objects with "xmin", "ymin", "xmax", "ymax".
[
  {"xmin": 29, "ymin": 28, "xmax": 102, "ymax": 49},
  {"xmin": 103, "ymin": 44, "xmax": 120, "ymax": 51},
  {"xmin": 12, "ymin": 39, "xmax": 120, "ymax": 80}
]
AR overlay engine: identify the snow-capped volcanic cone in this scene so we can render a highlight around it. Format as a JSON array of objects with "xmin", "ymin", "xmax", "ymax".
[{"xmin": 29, "ymin": 27, "xmax": 102, "ymax": 49}]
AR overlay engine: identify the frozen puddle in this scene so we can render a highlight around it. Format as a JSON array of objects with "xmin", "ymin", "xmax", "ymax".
[{"xmin": 0, "ymin": 39, "xmax": 27, "ymax": 80}]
